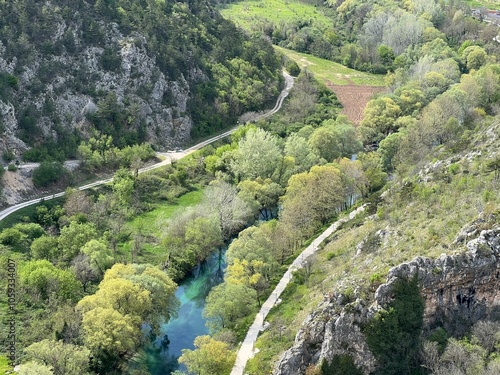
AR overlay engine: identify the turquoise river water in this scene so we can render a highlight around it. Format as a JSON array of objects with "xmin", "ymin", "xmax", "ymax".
[{"xmin": 136, "ymin": 249, "xmax": 226, "ymax": 374}]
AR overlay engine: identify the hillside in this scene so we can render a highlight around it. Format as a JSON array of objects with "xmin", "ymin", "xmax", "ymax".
[
  {"xmin": 215, "ymin": 1, "xmax": 500, "ymax": 374},
  {"xmin": 0, "ymin": 0, "xmax": 282, "ymax": 162},
  {"xmin": 1, "ymin": 0, "xmax": 500, "ymax": 375}
]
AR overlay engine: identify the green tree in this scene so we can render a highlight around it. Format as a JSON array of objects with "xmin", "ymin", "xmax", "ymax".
[
  {"xmin": 280, "ymin": 164, "xmax": 345, "ymax": 235},
  {"xmin": 58, "ymin": 222, "xmax": 98, "ymax": 263},
  {"xmin": 81, "ymin": 239, "xmax": 114, "ymax": 275},
  {"xmin": 230, "ymin": 128, "xmax": 282, "ymax": 181},
  {"xmin": 30, "ymin": 236, "xmax": 59, "ymax": 261},
  {"xmin": 77, "ymin": 277, "xmax": 151, "ymax": 318},
  {"xmin": 237, "ymin": 178, "xmax": 284, "ymax": 219},
  {"xmin": 364, "ymin": 277, "xmax": 424, "ymax": 375},
  {"xmin": 461, "ymin": 45, "xmax": 487, "ymax": 71},
  {"xmin": 204, "ymin": 282, "xmax": 257, "ymax": 332},
  {"xmin": 284, "ymin": 133, "xmax": 321, "ymax": 174},
  {"xmin": 184, "ymin": 216, "xmax": 224, "ymax": 262},
  {"xmin": 81, "ymin": 307, "xmax": 141, "ymax": 370},
  {"xmin": 24, "ymin": 339, "xmax": 90, "ymax": 375},
  {"xmin": 358, "ymin": 152, "xmax": 387, "ymax": 192},
  {"xmin": 17, "ymin": 362, "xmax": 54, "ymax": 375},
  {"xmin": 178, "ymin": 335, "xmax": 235, "ymax": 375},
  {"xmin": 360, "ymin": 97, "xmax": 402, "ymax": 145},
  {"xmin": 203, "ymin": 180, "xmax": 253, "ymax": 242},
  {"xmin": 0, "ymin": 227, "xmax": 28, "ymax": 252},
  {"xmin": 32, "ymin": 161, "xmax": 66, "ymax": 187},
  {"xmin": 309, "ymin": 126, "xmax": 340, "ymax": 162},
  {"xmin": 378, "ymin": 132, "xmax": 404, "ymax": 172},
  {"xmin": 111, "ymin": 168, "xmax": 136, "ymax": 209},
  {"xmin": 321, "ymin": 354, "xmax": 363, "ymax": 375},
  {"xmin": 19, "ymin": 260, "xmax": 82, "ymax": 302}
]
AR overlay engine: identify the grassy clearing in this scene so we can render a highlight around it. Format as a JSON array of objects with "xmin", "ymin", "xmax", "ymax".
[
  {"xmin": 220, "ymin": 0, "xmax": 333, "ymax": 32},
  {"xmin": 126, "ymin": 188, "xmax": 204, "ymax": 236},
  {"xmin": 118, "ymin": 188, "xmax": 204, "ymax": 263},
  {"xmin": 275, "ymin": 46, "xmax": 386, "ymax": 86}
]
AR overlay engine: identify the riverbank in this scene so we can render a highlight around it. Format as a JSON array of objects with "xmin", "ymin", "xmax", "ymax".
[{"xmin": 230, "ymin": 205, "xmax": 367, "ymax": 375}]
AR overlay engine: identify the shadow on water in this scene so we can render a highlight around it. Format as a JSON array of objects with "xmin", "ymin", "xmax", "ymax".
[{"xmin": 133, "ymin": 247, "xmax": 227, "ymax": 374}]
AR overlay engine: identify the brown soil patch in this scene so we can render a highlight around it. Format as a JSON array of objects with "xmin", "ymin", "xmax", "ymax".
[
  {"xmin": 327, "ymin": 84, "xmax": 386, "ymax": 125},
  {"xmin": 2, "ymin": 169, "xmax": 36, "ymax": 206}
]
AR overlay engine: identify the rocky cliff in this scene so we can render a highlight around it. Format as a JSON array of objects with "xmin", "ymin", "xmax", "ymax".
[
  {"xmin": 0, "ymin": 0, "xmax": 282, "ymax": 160},
  {"xmin": 273, "ymin": 223, "xmax": 500, "ymax": 375},
  {"xmin": 0, "ymin": 29, "xmax": 193, "ymax": 156}
]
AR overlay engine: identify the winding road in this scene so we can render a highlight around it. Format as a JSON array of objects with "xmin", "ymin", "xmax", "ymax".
[{"xmin": 0, "ymin": 72, "xmax": 294, "ymax": 222}]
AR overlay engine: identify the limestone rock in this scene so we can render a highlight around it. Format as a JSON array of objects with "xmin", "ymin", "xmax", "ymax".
[{"xmin": 273, "ymin": 226, "xmax": 500, "ymax": 374}]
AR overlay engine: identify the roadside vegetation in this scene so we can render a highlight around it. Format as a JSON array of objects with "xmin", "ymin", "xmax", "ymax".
[{"xmin": 0, "ymin": 0, "xmax": 499, "ymax": 375}]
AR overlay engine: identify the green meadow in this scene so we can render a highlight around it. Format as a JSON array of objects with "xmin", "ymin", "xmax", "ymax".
[
  {"xmin": 275, "ymin": 46, "xmax": 386, "ymax": 86},
  {"xmin": 219, "ymin": 0, "xmax": 334, "ymax": 32},
  {"xmin": 118, "ymin": 188, "xmax": 205, "ymax": 262}
]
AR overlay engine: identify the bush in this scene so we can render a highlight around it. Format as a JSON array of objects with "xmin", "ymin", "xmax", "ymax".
[
  {"xmin": 286, "ymin": 60, "xmax": 301, "ymax": 76},
  {"xmin": 7, "ymin": 163, "xmax": 17, "ymax": 171},
  {"xmin": 321, "ymin": 354, "xmax": 363, "ymax": 375},
  {"xmin": 32, "ymin": 161, "xmax": 66, "ymax": 187},
  {"xmin": 364, "ymin": 276, "xmax": 425, "ymax": 375}
]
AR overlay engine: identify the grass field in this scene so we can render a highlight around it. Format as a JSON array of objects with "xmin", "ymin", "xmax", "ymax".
[
  {"xmin": 275, "ymin": 46, "xmax": 386, "ymax": 87},
  {"xmin": 118, "ymin": 188, "xmax": 205, "ymax": 263},
  {"xmin": 219, "ymin": 0, "xmax": 333, "ymax": 32},
  {"xmin": 462, "ymin": 0, "xmax": 500, "ymax": 10},
  {"xmin": 126, "ymin": 188, "xmax": 204, "ymax": 236}
]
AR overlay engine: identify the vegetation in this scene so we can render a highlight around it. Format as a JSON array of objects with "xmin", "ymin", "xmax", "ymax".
[
  {"xmin": 0, "ymin": 0, "xmax": 282, "ymax": 161},
  {"xmin": 276, "ymin": 46, "xmax": 386, "ymax": 86},
  {"xmin": 1, "ymin": 0, "xmax": 500, "ymax": 375},
  {"xmin": 364, "ymin": 277, "xmax": 425, "ymax": 375},
  {"xmin": 321, "ymin": 354, "xmax": 363, "ymax": 375}
]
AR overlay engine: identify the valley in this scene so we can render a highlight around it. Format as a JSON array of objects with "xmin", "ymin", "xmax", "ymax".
[{"xmin": 0, "ymin": 0, "xmax": 500, "ymax": 375}]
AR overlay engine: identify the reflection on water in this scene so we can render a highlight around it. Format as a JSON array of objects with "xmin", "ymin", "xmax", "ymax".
[{"xmin": 138, "ymin": 248, "xmax": 226, "ymax": 374}]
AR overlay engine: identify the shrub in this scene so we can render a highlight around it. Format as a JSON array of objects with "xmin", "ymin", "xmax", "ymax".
[
  {"xmin": 32, "ymin": 161, "xmax": 66, "ymax": 187},
  {"xmin": 364, "ymin": 276, "xmax": 425, "ymax": 375},
  {"xmin": 2, "ymin": 150, "xmax": 15, "ymax": 162}
]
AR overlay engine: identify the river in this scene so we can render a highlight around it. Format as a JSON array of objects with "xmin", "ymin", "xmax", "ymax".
[{"xmin": 133, "ymin": 248, "xmax": 227, "ymax": 374}]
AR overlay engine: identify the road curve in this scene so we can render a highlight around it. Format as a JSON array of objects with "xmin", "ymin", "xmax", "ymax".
[
  {"xmin": 229, "ymin": 206, "xmax": 366, "ymax": 375},
  {"xmin": 0, "ymin": 72, "xmax": 294, "ymax": 222}
]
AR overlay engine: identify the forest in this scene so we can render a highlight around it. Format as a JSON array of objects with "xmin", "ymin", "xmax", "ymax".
[{"xmin": 1, "ymin": 0, "xmax": 500, "ymax": 374}]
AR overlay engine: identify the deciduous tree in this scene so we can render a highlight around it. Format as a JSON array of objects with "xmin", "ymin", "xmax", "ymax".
[
  {"xmin": 24, "ymin": 339, "xmax": 90, "ymax": 375},
  {"xmin": 178, "ymin": 335, "xmax": 235, "ymax": 375}
]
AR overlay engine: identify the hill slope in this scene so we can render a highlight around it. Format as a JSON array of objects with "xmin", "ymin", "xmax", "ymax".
[{"xmin": 0, "ymin": 0, "xmax": 282, "ymax": 161}]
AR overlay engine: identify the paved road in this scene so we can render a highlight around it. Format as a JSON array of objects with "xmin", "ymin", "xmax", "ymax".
[
  {"xmin": 230, "ymin": 205, "xmax": 366, "ymax": 375},
  {"xmin": 0, "ymin": 72, "xmax": 294, "ymax": 222}
]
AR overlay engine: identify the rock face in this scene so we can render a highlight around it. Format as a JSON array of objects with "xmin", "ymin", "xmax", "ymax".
[
  {"xmin": 0, "ymin": 23, "xmax": 193, "ymax": 158},
  {"xmin": 273, "ymin": 226, "xmax": 500, "ymax": 374}
]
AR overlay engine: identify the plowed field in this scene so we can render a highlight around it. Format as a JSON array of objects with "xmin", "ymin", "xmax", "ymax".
[{"xmin": 327, "ymin": 83, "xmax": 386, "ymax": 125}]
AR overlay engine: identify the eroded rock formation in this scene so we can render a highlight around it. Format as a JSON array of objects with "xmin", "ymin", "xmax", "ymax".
[{"xmin": 273, "ymin": 225, "xmax": 500, "ymax": 375}]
